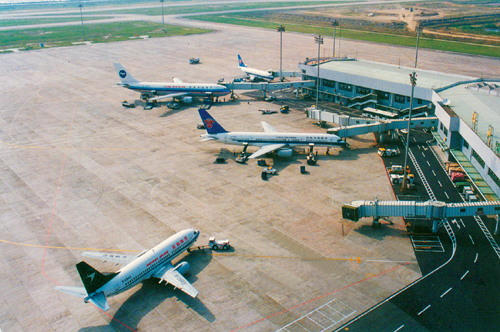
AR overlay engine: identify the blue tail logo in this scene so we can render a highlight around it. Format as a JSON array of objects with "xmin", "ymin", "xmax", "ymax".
[
  {"xmin": 237, "ymin": 54, "xmax": 246, "ymax": 68},
  {"xmin": 198, "ymin": 109, "xmax": 228, "ymax": 134}
]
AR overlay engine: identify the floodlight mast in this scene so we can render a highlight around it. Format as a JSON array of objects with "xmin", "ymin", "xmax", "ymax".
[
  {"xmin": 332, "ymin": 20, "xmax": 339, "ymax": 58},
  {"xmin": 315, "ymin": 35, "xmax": 324, "ymax": 109},
  {"xmin": 401, "ymin": 72, "xmax": 417, "ymax": 193},
  {"xmin": 79, "ymin": 3, "xmax": 85, "ymax": 40},
  {"xmin": 277, "ymin": 25, "xmax": 285, "ymax": 82},
  {"xmin": 160, "ymin": 0, "xmax": 165, "ymax": 32}
]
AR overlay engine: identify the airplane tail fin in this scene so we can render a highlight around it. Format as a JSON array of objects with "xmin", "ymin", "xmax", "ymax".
[
  {"xmin": 113, "ymin": 63, "xmax": 138, "ymax": 84},
  {"xmin": 76, "ymin": 261, "xmax": 118, "ymax": 295},
  {"xmin": 237, "ymin": 54, "xmax": 246, "ymax": 68},
  {"xmin": 198, "ymin": 109, "xmax": 228, "ymax": 134}
]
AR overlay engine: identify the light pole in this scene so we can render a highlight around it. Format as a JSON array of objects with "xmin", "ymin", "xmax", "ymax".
[
  {"xmin": 401, "ymin": 72, "xmax": 417, "ymax": 193},
  {"xmin": 332, "ymin": 20, "xmax": 338, "ymax": 58},
  {"xmin": 315, "ymin": 35, "xmax": 323, "ymax": 109},
  {"xmin": 415, "ymin": 25, "xmax": 421, "ymax": 68},
  {"xmin": 78, "ymin": 2, "xmax": 85, "ymax": 40},
  {"xmin": 160, "ymin": 0, "xmax": 165, "ymax": 32},
  {"xmin": 277, "ymin": 25, "xmax": 285, "ymax": 81}
]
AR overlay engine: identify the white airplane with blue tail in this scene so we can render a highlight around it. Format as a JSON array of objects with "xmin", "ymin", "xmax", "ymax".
[
  {"xmin": 198, "ymin": 109, "xmax": 346, "ymax": 159},
  {"xmin": 55, "ymin": 229, "xmax": 200, "ymax": 311},
  {"xmin": 237, "ymin": 55, "xmax": 274, "ymax": 81}
]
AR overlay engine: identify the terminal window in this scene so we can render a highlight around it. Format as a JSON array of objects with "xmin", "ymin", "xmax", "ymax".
[
  {"xmin": 339, "ymin": 83, "xmax": 352, "ymax": 92},
  {"xmin": 394, "ymin": 94, "xmax": 406, "ymax": 104},
  {"xmin": 472, "ymin": 149, "xmax": 486, "ymax": 168},
  {"xmin": 376, "ymin": 90, "xmax": 390, "ymax": 100},
  {"xmin": 488, "ymin": 168, "xmax": 500, "ymax": 188},
  {"xmin": 356, "ymin": 86, "xmax": 371, "ymax": 95}
]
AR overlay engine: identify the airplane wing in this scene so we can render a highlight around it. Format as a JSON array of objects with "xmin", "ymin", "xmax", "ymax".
[
  {"xmin": 248, "ymin": 143, "xmax": 286, "ymax": 159},
  {"xmin": 81, "ymin": 251, "xmax": 138, "ymax": 266},
  {"xmin": 173, "ymin": 78, "xmax": 184, "ymax": 84},
  {"xmin": 148, "ymin": 92, "xmax": 189, "ymax": 102},
  {"xmin": 152, "ymin": 263, "xmax": 199, "ymax": 298},
  {"xmin": 261, "ymin": 121, "xmax": 278, "ymax": 133}
]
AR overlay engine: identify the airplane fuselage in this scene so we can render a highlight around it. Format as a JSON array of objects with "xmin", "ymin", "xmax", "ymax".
[
  {"xmin": 92, "ymin": 229, "xmax": 199, "ymax": 299},
  {"xmin": 202, "ymin": 132, "xmax": 345, "ymax": 147},
  {"xmin": 124, "ymin": 82, "xmax": 231, "ymax": 97},
  {"xmin": 239, "ymin": 67, "xmax": 274, "ymax": 81}
]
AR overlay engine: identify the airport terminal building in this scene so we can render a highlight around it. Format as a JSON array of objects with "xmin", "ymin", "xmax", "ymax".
[{"xmin": 299, "ymin": 59, "xmax": 500, "ymax": 200}]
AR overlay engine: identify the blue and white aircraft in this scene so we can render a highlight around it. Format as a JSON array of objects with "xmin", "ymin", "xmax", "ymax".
[
  {"xmin": 198, "ymin": 109, "xmax": 346, "ymax": 159},
  {"xmin": 237, "ymin": 55, "xmax": 274, "ymax": 81},
  {"xmin": 113, "ymin": 63, "xmax": 231, "ymax": 103},
  {"xmin": 55, "ymin": 229, "xmax": 200, "ymax": 311}
]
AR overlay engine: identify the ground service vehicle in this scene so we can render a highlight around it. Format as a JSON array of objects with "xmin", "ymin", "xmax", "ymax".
[
  {"xmin": 388, "ymin": 165, "xmax": 410, "ymax": 175},
  {"xmin": 189, "ymin": 57, "xmax": 200, "ymax": 64},
  {"xmin": 262, "ymin": 166, "xmax": 276, "ymax": 174},
  {"xmin": 208, "ymin": 237, "xmax": 230, "ymax": 250},
  {"xmin": 261, "ymin": 109, "xmax": 277, "ymax": 114},
  {"xmin": 378, "ymin": 147, "xmax": 400, "ymax": 157},
  {"xmin": 122, "ymin": 101, "xmax": 135, "ymax": 108},
  {"xmin": 280, "ymin": 105, "xmax": 289, "ymax": 113},
  {"xmin": 390, "ymin": 173, "xmax": 414, "ymax": 185}
]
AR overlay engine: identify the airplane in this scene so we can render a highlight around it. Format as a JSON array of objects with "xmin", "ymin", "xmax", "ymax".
[
  {"xmin": 113, "ymin": 63, "xmax": 231, "ymax": 103},
  {"xmin": 55, "ymin": 229, "xmax": 200, "ymax": 311},
  {"xmin": 198, "ymin": 109, "xmax": 346, "ymax": 159},
  {"xmin": 237, "ymin": 55, "xmax": 274, "ymax": 82}
]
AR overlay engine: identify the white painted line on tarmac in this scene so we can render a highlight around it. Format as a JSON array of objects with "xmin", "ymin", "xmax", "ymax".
[
  {"xmin": 418, "ymin": 305, "xmax": 431, "ymax": 316},
  {"xmin": 438, "ymin": 180, "xmax": 442, "ymax": 187},
  {"xmin": 461, "ymin": 270, "xmax": 469, "ymax": 280},
  {"xmin": 460, "ymin": 219, "xmax": 466, "ymax": 228},
  {"xmin": 444, "ymin": 192, "xmax": 449, "ymax": 199},
  {"xmin": 427, "ymin": 161, "xmax": 430, "ymax": 166},
  {"xmin": 469, "ymin": 235, "xmax": 475, "ymax": 245},
  {"xmin": 432, "ymin": 170, "xmax": 436, "ymax": 176},
  {"xmin": 394, "ymin": 325, "xmax": 405, "ymax": 332},
  {"xmin": 474, "ymin": 253, "xmax": 478, "ymax": 263},
  {"xmin": 440, "ymin": 288, "xmax": 452, "ymax": 298}
]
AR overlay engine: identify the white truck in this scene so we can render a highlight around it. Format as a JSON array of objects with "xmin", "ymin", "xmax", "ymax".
[
  {"xmin": 378, "ymin": 147, "xmax": 400, "ymax": 157},
  {"xmin": 208, "ymin": 237, "xmax": 230, "ymax": 250},
  {"xmin": 390, "ymin": 173, "xmax": 414, "ymax": 185}
]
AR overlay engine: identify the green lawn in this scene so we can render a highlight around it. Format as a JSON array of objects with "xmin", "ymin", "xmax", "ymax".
[
  {"xmin": 189, "ymin": 14, "xmax": 500, "ymax": 58},
  {"xmin": 0, "ymin": 21, "xmax": 210, "ymax": 50}
]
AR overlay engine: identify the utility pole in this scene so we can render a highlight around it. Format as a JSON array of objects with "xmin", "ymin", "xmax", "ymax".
[
  {"xmin": 415, "ymin": 25, "xmax": 421, "ymax": 68},
  {"xmin": 78, "ymin": 2, "xmax": 85, "ymax": 41},
  {"xmin": 277, "ymin": 25, "xmax": 285, "ymax": 81},
  {"xmin": 315, "ymin": 35, "xmax": 324, "ymax": 110},
  {"xmin": 160, "ymin": 0, "xmax": 165, "ymax": 32},
  {"xmin": 332, "ymin": 20, "xmax": 338, "ymax": 58},
  {"xmin": 401, "ymin": 72, "xmax": 417, "ymax": 193}
]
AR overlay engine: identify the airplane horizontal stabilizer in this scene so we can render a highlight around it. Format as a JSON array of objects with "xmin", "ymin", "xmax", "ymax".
[
  {"xmin": 200, "ymin": 137, "xmax": 216, "ymax": 142},
  {"xmin": 249, "ymin": 143, "xmax": 286, "ymax": 159},
  {"xmin": 54, "ymin": 286, "xmax": 87, "ymax": 298},
  {"xmin": 88, "ymin": 292, "xmax": 110, "ymax": 312}
]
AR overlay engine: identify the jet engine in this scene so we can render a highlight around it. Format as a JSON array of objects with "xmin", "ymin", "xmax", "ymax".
[
  {"xmin": 277, "ymin": 149, "xmax": 293, "ymax": 158},
  {"xmin": 181, "ymin": 96, "xmax": 193, "ymax": 104},
  {"xmin": 174, "ymin": 261, "xmax": 190, "ymax": 275}
]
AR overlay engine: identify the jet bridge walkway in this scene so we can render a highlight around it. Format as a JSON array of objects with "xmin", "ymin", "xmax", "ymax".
[
  {"xmin": 325, "ymin": 116, "xmax": 439, "ymax": 138},
  {"xmin": 342, "ymin": 199, "xmax": 500, "ymax": 233}
]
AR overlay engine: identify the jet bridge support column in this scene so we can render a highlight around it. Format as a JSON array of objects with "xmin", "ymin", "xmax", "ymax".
[{"xmin": 495, "ymin": 215, "xmax": 499, "ymax": 236}]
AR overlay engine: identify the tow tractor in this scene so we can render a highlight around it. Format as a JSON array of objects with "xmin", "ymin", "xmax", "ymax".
[
  {"xmin": 306, "ymin": 143, "xmax": 317, "ymax": 165},
  {"xmin": 208, "ymin": 237, "xmax": 230, "ymax": 250},
  {"xmin": 235, "ymin": 143, "xmax": 249, "ymax": 163}
]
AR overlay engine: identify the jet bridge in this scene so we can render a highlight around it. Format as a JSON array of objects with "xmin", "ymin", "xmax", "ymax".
[
  {"xmin": 325, "ymin": 116, "xmax": 439, "ymax": 138},
  {"xmin": 221, "ymin": 80, "xmax": 315, "ymax": 98},
  {"xmin": 342, "ymin": 199, "xmax": 500, "ymax": 233}
]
